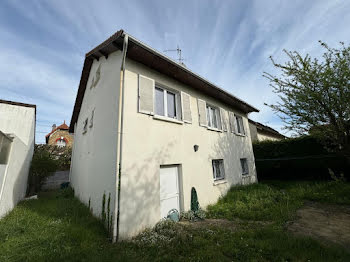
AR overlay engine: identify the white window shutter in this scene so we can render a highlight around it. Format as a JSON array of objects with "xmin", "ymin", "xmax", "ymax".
[
  {"xmin": 181, "ymin": 92, "xmax": 192, "ymax": 123},
  {"xmin": 217, "ymin": 109, "xmax": 222, "ymax": 131},
  {"xmin": 138, "ymin": 74, "xmax": 154, "ymax": 115},
  {"xmin": 220, "ymin": 108, "xmax": 227, "ymax": 132},
  {"xmin": 197, "ymin": 99, "xmax": 207, "ymax": 127},
  {"xmin": 229, "ymin": 112, "xmax": 235, "ymax": 133}
]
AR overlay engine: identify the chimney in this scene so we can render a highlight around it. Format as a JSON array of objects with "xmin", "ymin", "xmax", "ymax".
[{"xmin": 52, "ymin": 124, "xmax": 56, "ymax": 131}]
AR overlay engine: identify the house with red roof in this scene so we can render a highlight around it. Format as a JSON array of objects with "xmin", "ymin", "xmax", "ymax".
[{"xmin": 45, "ymin": 121, "xmax": 74, "ymax": 147}]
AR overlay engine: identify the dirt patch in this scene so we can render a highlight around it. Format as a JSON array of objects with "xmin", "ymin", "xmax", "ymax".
[
  {"xmin": 288, "ymin": 201, "xmax": 350, "ymax": 250},
  {"xmin": 180, "ymin": 218, "xmax": 271, "ymax": 232},
  {"xmin": 180, "ymin": 219, "xmax": 238, "ymax": 231}
]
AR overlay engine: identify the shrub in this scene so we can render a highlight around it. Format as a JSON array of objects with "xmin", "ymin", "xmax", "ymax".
[{"xmin": 133, "ymin": 220, "xmax": 179, "ymax": 247}]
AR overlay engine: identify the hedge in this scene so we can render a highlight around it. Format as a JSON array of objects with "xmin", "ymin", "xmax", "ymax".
[{"xmin": 253, "ymin": 136, "xmax": 350, "ymax": 180}]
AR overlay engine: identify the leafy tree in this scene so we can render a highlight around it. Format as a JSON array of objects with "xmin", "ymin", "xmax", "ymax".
[
  {"xmin": 28, "ymin": 145, "xmax": 58, "ymax": 194},
  {"xmin": 264, "ymin": 41, "xmax": 350, "ymax": 158},
  {"xmin": 27, "ymin": 144, "xmax": 72, "ymax": 194}
]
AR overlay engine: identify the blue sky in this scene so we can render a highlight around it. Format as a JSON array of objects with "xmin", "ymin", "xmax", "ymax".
[{"xmin": 0, "ymin": 0, "xmax": 349, "ymax": 143}]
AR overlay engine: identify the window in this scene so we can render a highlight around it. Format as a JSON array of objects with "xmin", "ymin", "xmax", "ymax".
[
  {"xmin": 235, "ymin": 115, "xmax": 245, "ymax": 135},
  {"xmin": 206, "ymin": 105, "xmax": 221, "ymax": 129},
  {"xmin": 83, "ymin": 118, "xmax": 88, "ymax": 134},
  {"xmin": 212, "ymin": 159, "xmax": 225, "ymax": 181},
  {"xmin": 154, "ymin": 86, "xmax": 180, "ymax": 119},
  {"xmin": 0, "ymin": 134, "xmax": 12, "ymax": 165},
  {"xmin": 240, "ymin": 158, "xmax": 249, "ymax": 175},
  {"xmin": 89, "ymin": 109, "xmax": 94, "ymax": 128},
  {"xmin": 56, "ymin": 137, "xmax": 66, "ymax": 147}
]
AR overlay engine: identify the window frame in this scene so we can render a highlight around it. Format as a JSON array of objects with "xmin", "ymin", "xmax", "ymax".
[
  {"xmin": 0, "ymin": 133, "xmax": 12, "ymax": 165},
  {"xmin": 240, "ymin": 158, "xmax": 249, "ymax": 176},
  {"xmin": 56, "ymin": 137, "xmax": 67, "ymax": 147},
  {"xmin": 206, "ymin": 104, "xmax": 221, "ymax": 130},
  {"xmin": 212, "ymin": 159, "xmax": 225, "ymax": 181},
  {"xmin": 83, "ymin": 118, "xmax": 88, "ymax": 134},
  {"xmin": 235, "ymin": 114, "xmax": 245, "ymax": 135},
  {"xmin": 154, "ymin": 85, "xmax": 181, "ymax": 121}
]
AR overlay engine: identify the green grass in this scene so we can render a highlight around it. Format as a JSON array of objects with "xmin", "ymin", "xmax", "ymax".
[
  {"xmin": 207, "ymin": 180, "xmax": 350, "ymax": 223},
  {"xmin": 0, "ymin": 181, "xmax": 349, "ymax": 261}
]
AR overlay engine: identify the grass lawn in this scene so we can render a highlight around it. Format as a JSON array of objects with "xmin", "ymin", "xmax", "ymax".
[{"xmin": 0, "ymin": 181, "xmax": 349, "ymax": 262}]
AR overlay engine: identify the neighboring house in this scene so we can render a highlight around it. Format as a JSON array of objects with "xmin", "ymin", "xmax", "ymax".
[
  {"xmin": 0, "ymin": 99, "xmax": 36, "ymax": 218},
  {"xmin": 69, "ymin": 30, "xmax": 259, "ymax": 241},
  {"xmin": 45, "ymin": 121, "xmax": 74, "ymax": 147},
  {"xmin": 249, "ymin": 119, "xmax": 285, "ymax": 142}
]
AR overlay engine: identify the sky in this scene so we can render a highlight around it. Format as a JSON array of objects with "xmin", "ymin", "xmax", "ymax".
[{"xmin": 0, "ymin": 0, "xmax": 349, "ymax": 143}]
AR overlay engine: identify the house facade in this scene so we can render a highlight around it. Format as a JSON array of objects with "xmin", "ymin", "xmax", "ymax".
[
  {"xmin": 69, "ymin": 30, "xmax": 259, "ymax": 241},
  {"xmin": 45, "ymin": 121, "xmax": 74, "ymax": 147},
  {"xmin": 249, "ymin": 119, "xmax": 285, "ymax": 142},
  {"xmin": 0, "ymin": 99, "xmax": 35, "ymax": 218}
]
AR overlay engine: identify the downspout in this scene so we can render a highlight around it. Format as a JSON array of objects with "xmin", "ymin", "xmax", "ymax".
[{"xmin": 114, "ymin": 34, "xmax": 128, "ymax": 242}]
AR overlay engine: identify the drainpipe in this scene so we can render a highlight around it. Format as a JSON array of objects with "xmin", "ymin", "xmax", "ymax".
[{"xmin": 114, "ymin": 33, "xmax": 128, "ymax": 242}]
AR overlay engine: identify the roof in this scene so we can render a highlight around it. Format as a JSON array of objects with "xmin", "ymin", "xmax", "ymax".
[
  {"xmin": 0, "ymin": 99, "xmax": 37, "ymax": 143},
  {"xmin": 249, "ymin": 119, "xmax": 285, "ymax": 138},
  {"xmin": 45, "ymin": 122, "xmax": 69, "ymax": 143},
  {"xmin": 0, "ymin": 99, "xmax": 36, "ymax": 110},
  {"xmin": 69, "ymin": 29, "xmax": 259, "ymax": 132}
]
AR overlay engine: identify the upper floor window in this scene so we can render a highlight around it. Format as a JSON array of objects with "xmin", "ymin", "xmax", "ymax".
[
  {"xmin": 235, "ymin": 115, "xmax": 245, "ymax": 135},
  {"xmin": 56, "ymin": 137, "xmax": 66, "ymax": 147},
  {"xmin": 206, "ymin": 104, "xmax": 221, "ymax": 129},
  {"xmin": 83, "ymin": 118, "xmax": 88, "ymax": 134},
  {"xmin": 155, "ymin": 86, "xmax": 180, "ymax": 120},
  {"xmin": 0, "ymin": 134, "xmax": 12, "ymax": 165}
]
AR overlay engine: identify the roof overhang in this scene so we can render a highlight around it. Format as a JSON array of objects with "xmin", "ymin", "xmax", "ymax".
[
  {"xmin": 248, "ymin": 119, "xmax": 285, "ymax": 138},
  {"xmin": 69, "ymin": 29, "xmax": 259, "ymax": 132},
  {"xmin": 0, "ymin": 99, "xmax": 37, "ymax": 143}
]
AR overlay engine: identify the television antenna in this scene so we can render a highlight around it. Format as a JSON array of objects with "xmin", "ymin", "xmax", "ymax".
[{"xmin": 164, "ymin": 45, "xmax": 185, "ymax": 65}]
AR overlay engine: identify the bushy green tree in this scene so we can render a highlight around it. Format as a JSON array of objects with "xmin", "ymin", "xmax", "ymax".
[
  {"xmin": 28, "ymin": 145, "xmax": 58, "ymax": 194},
  {"xmin": 28, "ymin": 144, "xmax": 72, "ymax": 194},
  {"xmin": 264, "ymin": 41, "xmax": 350, "ymax": 157}
]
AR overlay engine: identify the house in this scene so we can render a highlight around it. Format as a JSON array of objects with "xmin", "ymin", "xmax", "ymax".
[
  {"xmin": 0, "ymin": 99, "xmax": 36, "ymax": 218},
  {"xmin": 69, "ymin": 30, "xmax": 259, "ymax": 241},
  {"xmin": 45, "ymin": 121, "xmax": 74, "ymax": 147},
  {"xmin": 249, "ymin": 119, "xmax": 285, "ymax": 142}
]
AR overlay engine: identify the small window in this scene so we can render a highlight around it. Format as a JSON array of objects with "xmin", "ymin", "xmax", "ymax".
[
  {"xmin": 56, "ymin": 137, "xmax": 66, "ymax": 147},
  {"xmin": 0, "ymin": 135, "xmax": 12, "ymax": 165},
  {"xmin": 83, "ymin": 118, "xmax": 88, "ymax": 134},
  {"xmin": 206, "ymin": 105, "xmax": 221, "ymax": 129},
  {"xmin": 154, "ymin": 86, "xmax": 180, "ymax": 120},
  {"xmin": 89, "ymin": 109, "xmax": 95, "ymax": 128},
  {"xmin": 212, "ymin": 159, "xmax": 225, "ymax": 181},
  {"xmin": 240, "ymin": 158, "xmax": 249, "ymax": 175},
  {"xmin": 235, "ymin": 115, "xmax": 245, "ymax": 135}
]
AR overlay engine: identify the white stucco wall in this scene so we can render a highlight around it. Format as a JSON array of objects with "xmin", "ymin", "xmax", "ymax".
[
  {"xmin": 70, "ymin": 51, "xmax": 123, "ymax": 223},
  {"xmin": 257, "ymin": 132, "xmax": 281, "ymax": 142},
  {"xmin": 0, "ymin": 104, "xmax": 35, "ymax": 218},
  {"xmin": 117, "ymin": 58, "xmax": 257, "ymax": 239},
  {"xmin": 249, "ymin": 122, "xmax": 258, "ymax": 143}
]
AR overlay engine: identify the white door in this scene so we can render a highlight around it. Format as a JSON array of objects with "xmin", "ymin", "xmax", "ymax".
[{"xmin": 159, "ymin": 165, "xmax": 180, "ymax": 219}]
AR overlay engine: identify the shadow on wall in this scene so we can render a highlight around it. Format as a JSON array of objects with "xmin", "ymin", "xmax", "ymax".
[
  {"xmin": 119, "ymin": 141, "xmax": 174, "ymax": 238},
  {"xmin": 0, "ymin": 136, "xmax": 33, "ymax": 218},
  {"xmin": 210, "ymin": 132, "xmax": 257, "ymax": 196}
]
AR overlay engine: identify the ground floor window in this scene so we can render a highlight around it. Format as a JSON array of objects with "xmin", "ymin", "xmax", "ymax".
[
  {"xmin": 212, "ymin": 159, "xmax": 225, "ymax": 181},
  {"xmin": 240, "ymin": 158, "xmax": 249, "ymax": 175}
]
